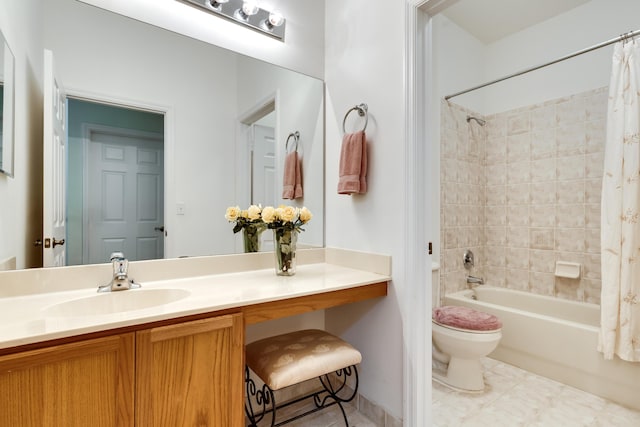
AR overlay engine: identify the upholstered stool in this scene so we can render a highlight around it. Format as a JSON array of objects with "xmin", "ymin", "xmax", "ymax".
[{"xmin": 244, "ymin": 329, "xmax": 362, "ymax": 426}]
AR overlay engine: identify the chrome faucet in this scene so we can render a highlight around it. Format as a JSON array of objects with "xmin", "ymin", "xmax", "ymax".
[
  {"xmin": 466, "ymin": 275, "xmax": 484, "ymax": 286},
  {"xmin": 98, "ymin": 252, "xmax": 141, "ymax": 292}
]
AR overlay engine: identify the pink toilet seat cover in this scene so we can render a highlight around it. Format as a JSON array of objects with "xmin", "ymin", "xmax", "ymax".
[{"xmin": 433, "ymin": 306, "xmax": 502, "ymax": 331}]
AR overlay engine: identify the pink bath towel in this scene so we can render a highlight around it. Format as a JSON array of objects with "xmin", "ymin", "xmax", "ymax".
[
  {"xmin": 282, "ymin": 151, "xmax": 303, "ymax": 199},
  {"xmin": 337, "ymin": 131, "xmax": 367, "ymax": 194}
]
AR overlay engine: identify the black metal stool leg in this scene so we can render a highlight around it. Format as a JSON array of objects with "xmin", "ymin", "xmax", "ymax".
[
  {"xmin": 317, "ymin": 366, "xmax": 359, "ymax": 426},
  {"xmin": 245, "ymin": 366, "xmax": 276, "ymax": 427},
  {"xmin": 244, "ymin": 365, "xmax": 359, "ymax": 427}
]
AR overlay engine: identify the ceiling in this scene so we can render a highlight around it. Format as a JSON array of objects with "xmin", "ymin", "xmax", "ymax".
[{"xmin": 442, "ymin": 0, "xmax": 591, "ymax": 44}]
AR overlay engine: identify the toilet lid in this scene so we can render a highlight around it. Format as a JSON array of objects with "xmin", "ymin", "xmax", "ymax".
[{"xmin": 432, "ymin": 306, "xmax": 502, "ymax": 331}]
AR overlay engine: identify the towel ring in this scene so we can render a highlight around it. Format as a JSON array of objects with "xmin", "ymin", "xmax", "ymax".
[
  {"xmin": 285, "ymin": 131, "xmax": 300, "ymax": 152},
  {"xmin": 342, "ymin": 103, "xmax": 368, "ymax": 133}
]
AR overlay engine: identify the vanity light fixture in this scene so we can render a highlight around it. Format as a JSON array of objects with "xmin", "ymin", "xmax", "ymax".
[{"xmin": 181, "ymin": 0, "xmax": 286, "ymax": 41}]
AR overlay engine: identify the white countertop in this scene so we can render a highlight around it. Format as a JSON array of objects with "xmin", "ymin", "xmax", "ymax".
[{"xmin": 0, "ymin": 249, "xmax": 391, "ymax": 350}]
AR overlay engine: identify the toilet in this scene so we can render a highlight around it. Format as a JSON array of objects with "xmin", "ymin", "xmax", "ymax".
[{"xmin": 432, "ymin": 306, "xmax": 502, "ymax": 392}]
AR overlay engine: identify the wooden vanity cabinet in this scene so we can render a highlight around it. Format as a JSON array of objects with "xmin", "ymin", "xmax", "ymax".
[
  {"xmin": 0, "ymin": 333, "xmax": 135, "ymax": 426},
  {"xmin": 0, "ymin": 313, "xmax": 244, "ymax": 427},
  {"xmin": 135, "ymin": 313, "xmax": 244, "ymax": 426}
]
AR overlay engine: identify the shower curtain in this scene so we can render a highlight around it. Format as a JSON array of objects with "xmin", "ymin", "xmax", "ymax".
[{"xmin": 599, "ymin": 39, "xmax": 640, "ymax": 362}]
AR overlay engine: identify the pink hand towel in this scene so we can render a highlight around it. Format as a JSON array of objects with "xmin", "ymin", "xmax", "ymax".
[
  {"xmin": 282, "ymin": 151, "xmax": 303, "ymax": 199},
  {"xmin": 338, "ymin": 131, "xmax": 367, "ymax": 195}
]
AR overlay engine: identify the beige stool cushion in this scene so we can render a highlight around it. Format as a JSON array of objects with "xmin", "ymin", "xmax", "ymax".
[{"xmin": 246, "ymin": 329, "xmax": 362, "ymax": 391}]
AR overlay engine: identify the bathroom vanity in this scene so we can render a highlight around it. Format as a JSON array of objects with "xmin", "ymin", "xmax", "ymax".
[{"xmin": 0, "ymin": 249, "xmax": 389, "ymax": 426}]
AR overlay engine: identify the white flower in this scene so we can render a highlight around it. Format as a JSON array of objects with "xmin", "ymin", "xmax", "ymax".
[
  {"xmin": 261, "ymin": 206, "xmax": 277, "ymax": 223},
  {"xmin": 247, "ymin": 205, "xmax": 261, "ymax": 220},
  {"xmin": 279, "ymin": 205, "xmax": 297, "ymax": 223},
  {"xmin": 225, "ymin": 206, "xmax": 241, "ymax": 221},
  {"xmin": 299, "ymin": 207, "xmax": 312, "ymax": 223}
]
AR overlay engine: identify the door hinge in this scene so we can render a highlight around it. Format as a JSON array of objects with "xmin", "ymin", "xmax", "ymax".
[{"xmin": 428, "ymin": 242, "xmax": 433, "ymax": 255}]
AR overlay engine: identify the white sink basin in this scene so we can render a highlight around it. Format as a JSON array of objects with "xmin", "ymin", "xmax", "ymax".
[{"xmin": 43, "ymin": 288, "xmax": 191, "ymax": 317}]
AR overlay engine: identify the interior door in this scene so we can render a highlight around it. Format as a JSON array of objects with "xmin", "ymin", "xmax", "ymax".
[
  {"xmin": 251, "ymin": 124, "xmax": 276, "ymax": 206},
  {"xmin": 86, "ymin": 130, "xmax": 164, "ymax": 263},
  {"xmin": 252, "ymin": 124, "xmax": 275, "ymax": 250},
  {"xmin": 42, "ymin": 49, "xmax": 67, "ymax": 267}
]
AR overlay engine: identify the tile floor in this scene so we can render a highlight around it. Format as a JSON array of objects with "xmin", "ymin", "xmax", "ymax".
[
  {"xmin": 248, "ymin": 399, "xmax": 377, "ymax": 427},
  {"xmin": 432, "ymin": 358, "xmax": 640, "ymax": 426},
  {"xmin": 247, "ymin": 358, "xmax": 640, "ymax": 426}
]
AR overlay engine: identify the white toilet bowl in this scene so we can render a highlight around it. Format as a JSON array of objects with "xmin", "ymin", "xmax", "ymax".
[{"xmin": 432, "ymin": 307, "xmax": 502, "ymax": 392}]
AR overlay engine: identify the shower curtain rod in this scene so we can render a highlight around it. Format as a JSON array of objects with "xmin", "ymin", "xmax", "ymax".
[{"xmin": 444, "ymin": 29, "xmax": 640, "ymax": 100}]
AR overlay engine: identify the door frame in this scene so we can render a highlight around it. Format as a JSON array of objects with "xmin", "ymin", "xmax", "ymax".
[
  {"xmin": 81, "ymin": 123, "xmax": 164, "ymax": 264},
  {"xmin": 235, "ymin": 91, "xmax": 278, "ymax": 209},
  {"xmin": 404, "ymin": 1, "xmax": 436, "ymax": 426},
  {"xmin": 66, "ymin": 88, "xmax": 174, "ymax": 261}
]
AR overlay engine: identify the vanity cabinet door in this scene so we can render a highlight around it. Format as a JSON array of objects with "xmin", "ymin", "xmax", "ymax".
[
  {"xmin": 0, "ymin": 334, "xmax": 135, "ymax": 426},
  {"xmin": 135, "ymin": 313, "xmax": 244, "ymax": 427}
]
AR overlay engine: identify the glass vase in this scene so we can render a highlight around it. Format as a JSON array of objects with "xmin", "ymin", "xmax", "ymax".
[
  {"xmin": 273, "ymin": 228, "xmax": 298, "ymax": 276},
  {"xmin": 242, "ymin": 225, "xmax": 262, "ymax": 253}
]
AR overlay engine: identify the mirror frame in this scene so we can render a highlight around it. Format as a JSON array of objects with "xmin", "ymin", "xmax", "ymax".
[{"xmin": 0, "ymin": 27, "xmax": 15, "ymax": 178}]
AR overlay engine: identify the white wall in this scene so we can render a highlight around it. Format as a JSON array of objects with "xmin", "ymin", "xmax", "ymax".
[
  {"xmin": 440, "ymin": 0, "xmax": 640, "ymax": 115},
  {"xmin": 76, "ymin": 0, "xmax": 325, "ymax": 80},
  {"xmin": 433, "ymin": 14, "xmax": 487, "ymax": 113},
  {"xmin": 483, "ymin": 0, "xmax": 640, "ymax": 113},
  {"xmin": 0, "ymin": 0, "xmax": 44, "ymax": 269},
  {"xmin": 324, "ymin": 0, "xmax": 406, "ymax": 419}
]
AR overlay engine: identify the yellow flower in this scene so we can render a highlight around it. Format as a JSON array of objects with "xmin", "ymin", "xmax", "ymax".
[
  {"xmin": 279, "ymin": 206, "xmax": 297, "ymax": 223},
  {"xmin": 299, "ymin": 207, "xmax": 313, "ymax": 223},
  {"xmin": 240, "ymin": 210, "xmax": 249, "ymax": 219},
  {"xmin": 225, "ymin": 206, "xmax": 241, "ymax": 221},
  {"xmin": 262, "ymin": 206, "xmax": 277, "ymax": 223},
  {"xmin": 247, "ymin": 205, "xmax": 262, "ymax": 220}
]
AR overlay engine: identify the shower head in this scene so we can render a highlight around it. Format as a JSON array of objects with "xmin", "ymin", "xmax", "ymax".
[{"xmin": 466, "ymin": 115, "xmax": 486, "ymax": 126}]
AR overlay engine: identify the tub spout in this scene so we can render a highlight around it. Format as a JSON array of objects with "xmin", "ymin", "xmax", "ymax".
[{"xmin": 467, "ymin": 275, "xmax": 484, "ymax": 286}]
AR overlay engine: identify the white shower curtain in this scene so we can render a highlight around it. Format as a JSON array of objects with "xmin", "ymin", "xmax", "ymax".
[{"xmin": 599, "ymin": 39, "xmax": 640, "ymax": 362}]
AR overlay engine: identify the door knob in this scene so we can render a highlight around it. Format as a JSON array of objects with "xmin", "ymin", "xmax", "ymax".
[
  {"xmin": 43, "ymin": 238, "xmax": 65, "ymax": 248},
  {"xmin": 154, "ymin": 226, "xmax": 165, "ymax": 232},
  {"xmin": 34, "ymin": 239, "xmax": 43, "ymax": 247}
]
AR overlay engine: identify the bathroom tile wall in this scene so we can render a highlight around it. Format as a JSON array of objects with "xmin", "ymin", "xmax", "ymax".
[
  {"xmin": 440, "ymin": 101, "xmax": 487, "ymax": 300},
  {"xmin": 440, "ymin": 87, "xmax": 607, "ymax": 303}
]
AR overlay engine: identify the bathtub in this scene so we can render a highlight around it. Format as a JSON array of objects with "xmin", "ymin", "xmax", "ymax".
[{"xmin": 443, "ymin": 286, "xmax": 640, "ymax": 411}]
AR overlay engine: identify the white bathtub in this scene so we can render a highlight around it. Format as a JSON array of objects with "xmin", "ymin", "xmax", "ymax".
[{"xmin": 444, "ymin": 287, "xmax": 640, "ymax": 411}]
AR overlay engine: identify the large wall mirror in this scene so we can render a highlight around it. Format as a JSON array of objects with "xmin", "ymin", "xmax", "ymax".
[
  {"xmin": 35, "ymin": 0, "xmax": 324, "ymax": 268},
  {"xmin": 0, "ymin": 26, "xmax": 15, "ymax": 177}
]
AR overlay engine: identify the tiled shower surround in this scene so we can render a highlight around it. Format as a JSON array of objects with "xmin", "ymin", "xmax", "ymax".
[{"xmin": 440, "ymin": 87, "xmax": 608, "ymax": 303}]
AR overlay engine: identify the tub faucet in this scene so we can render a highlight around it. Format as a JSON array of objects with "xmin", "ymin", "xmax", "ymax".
[
  {"xmin": 466, "ymin": 275, "xmax": 484, "ymax": 286},
  {"xmin": 98, "ymin": 252, "xmax": 141, "ymax": 292}
]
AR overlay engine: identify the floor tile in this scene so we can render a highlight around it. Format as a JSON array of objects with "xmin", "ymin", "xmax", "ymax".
[
  {"xmin": 432, "ymin": 358, "xmax": 640, "ymax": 427},
  {"xmin": 247, "ymin": 399, "xmax": 377, "ymax": 427}
]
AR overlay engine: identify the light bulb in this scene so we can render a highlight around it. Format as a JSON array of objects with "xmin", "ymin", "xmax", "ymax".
[
  {"xmin": 209, "ymin": 0, "xmax": 229, "ymax": 9},
  {"xmin": 241, "ymin": 1, "xmax": 259, "ymax": 16},
  {"xmin": 268, "ymin": 11, "xmax": 284, "ymax": 27}
]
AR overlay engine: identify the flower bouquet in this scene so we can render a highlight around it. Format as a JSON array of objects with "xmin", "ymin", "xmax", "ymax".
[
  {"xmin": 261, "ymin": 205, "xmax": 313, "ymax": 276},
  {"xmin": 225, "ymin": 205, "xmax": 267, "ymax": 253}
]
